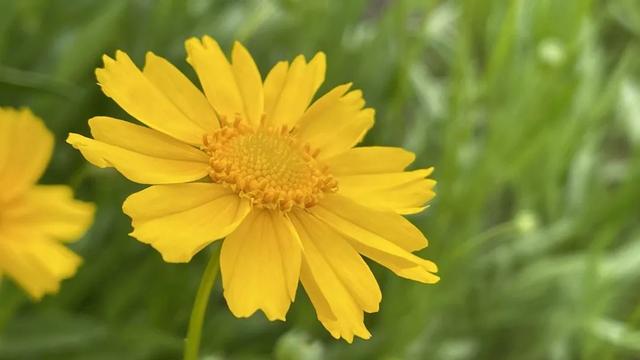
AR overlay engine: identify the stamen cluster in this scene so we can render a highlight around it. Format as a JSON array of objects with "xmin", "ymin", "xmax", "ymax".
[{"xmin": 203, "ymin": 117, "xmax": 338, "ymax": 211}]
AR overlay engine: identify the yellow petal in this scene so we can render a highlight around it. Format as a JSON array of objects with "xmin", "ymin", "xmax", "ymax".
[
  {"xmin": 20, "ymin": 239, "xmax": 82, "ymax": 281},
  {"xmin": 312, "ymin": 195, "xmax": 439, "ymax": 284},
  {"xmin": 231, "ymin": 41, "xmax": 264, "ymax": 126},
  {"xmin": 0, "ymin": 236, "xmax": 81, "ymax": 300},
  {"xmin": 221, "ymin": 210, "xmax": 301, "ymax": 321},
  {"xmin": 337, "ymin": 168, "xmax": 436, "ymax": 215},
  {"xmin": 96, "ymin": 51, "xmax": 209, "ymax": 145},
  {"xmin": 67, "ymin": 117, "xmax": 210, "ymax": 184},
  {"xmin": 185, "ymin": 36, "xmax": 245, "ymax": 122},
  {"xmin": 263, "ymin": 61, "xmax": 289, "ymax": 117},
  {"xmin": 313, "ymin": 194, "xmax": 428, "ymax": 251},
  {"xmin": 1, "ymin": 185, "xmax": 94, "ymax": 242},
  {"xmin": 291, "ymin": 210, "xmax": 374, "ymax": 343},
  {"xmin": 325, "ymin": 146, "xmax": 416, "ymax": 175},
  {"xmin": 295, "ymin": 84, "xmax": 374, "ymax": 160},
  {"xmin": 349, "ymin": 240, "xmax": 439, "ymax": 284},
  {"xmin": 0, "ymin": 241, "xmax": 53, "ymax": 299},
  {"xmin": 265, "ymin": 53, "xmax": 326, "ymax": 128},
  {"xmin": 291, "ymin": 210, "xmax": 381, "ymax": 312},
  {"xmin": 142, "ymin": 52, "xmax": 218, "ymax": 132},
  {"xmin": 123, "ymin": 183, "xmax": 251, "ymax": 263},
  {"xmin": 0, "ymin": 108, "xmax": 53, "ymax": 202},
  {"xmin": 291, "ymin": 210, "xmax": 382, "ymax": 313}
]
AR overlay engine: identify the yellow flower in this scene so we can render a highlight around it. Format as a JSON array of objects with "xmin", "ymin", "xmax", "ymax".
[
  {"xmin": 67, "ymin": 36, "xmax": 438, "ymax": 342},
  {"xmin": 0, "ymin": 107, "xmax": 94, "ymax": 300}
]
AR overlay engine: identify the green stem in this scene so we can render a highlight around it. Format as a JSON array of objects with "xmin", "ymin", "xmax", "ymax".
[{"xmin": 184, "ymin": 243, "xmax": 221, "ymax": 360}]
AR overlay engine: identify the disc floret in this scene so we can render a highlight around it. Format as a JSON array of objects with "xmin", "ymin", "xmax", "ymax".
[{"xmin": 203, "ymin": 116, "xmax": 337, "ymax": 211}]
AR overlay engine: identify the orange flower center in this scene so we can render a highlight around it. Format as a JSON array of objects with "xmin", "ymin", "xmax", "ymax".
[{"xmin": 203, "ymin": 118, "xmax": 337, "ymax": 212}]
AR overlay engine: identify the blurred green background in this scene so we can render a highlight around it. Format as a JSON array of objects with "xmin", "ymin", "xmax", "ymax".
[{"xmin": 1, "ymin": 0, "xmax": 640, "ymax": 359}]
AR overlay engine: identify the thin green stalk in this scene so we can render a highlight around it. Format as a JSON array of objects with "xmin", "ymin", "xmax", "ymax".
[{"xmin": 184, "ymin": 243, "xmax": 221, "ymax": 360}]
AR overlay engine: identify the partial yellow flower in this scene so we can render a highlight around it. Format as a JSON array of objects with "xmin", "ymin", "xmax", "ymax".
[
  {"xmin": 67, "ymin": 36, "xmax": 438, "ymax": 342},
  {"xmin": 0, "ymin": 107, "xmax": 94, "ymax": 300}
]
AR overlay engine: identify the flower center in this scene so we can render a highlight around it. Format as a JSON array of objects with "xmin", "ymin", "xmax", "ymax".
[{"xmin": 203, "ymin": 118, "xmax": 337, "ymax": 212}]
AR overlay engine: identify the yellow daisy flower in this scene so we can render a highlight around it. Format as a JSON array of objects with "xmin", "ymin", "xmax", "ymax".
[
  {"xmin": 67, "ymin": 36, "xmax": 438, "ymax": 342},
  {"xmin": 0, "ymin": 107, "xmax": 94, "ymax": 300}
]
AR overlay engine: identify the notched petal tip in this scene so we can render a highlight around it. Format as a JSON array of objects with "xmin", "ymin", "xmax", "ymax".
[
  {"xmin": 424, "ymin": 166, "xmax": 435, "ymax": 177},
  {"xmin": 201, "ymin": 35, "xmax": 224, "ymax": 51},
  {"xmin": 423, "ymin": 258, "xmax": 439, "ymax": 273},
  {"xmin": 362, "ymin": 107, "xmax": 375, "ymax": 119},
  {"xmin": 227, "ymin": 305, "xmax": 287, "ymax": 322},
  {"xmin": 334, "ymin": 83, "xmax": 354, "ymax": 97},
  {"xmin": 232, "ymin": 40, "xmax": 247, "ymax": 52},
  {"xmin": 310, "ymin": 51, "xmax": 327, "ymax": 67},
  {"xmin": 430, "ymin": 274, "xmax": 441, "ymax": 284},
  {"xmin": 184, "ymin": 37, "xmax": 200, "ymax": 51},
  {"xmin": 406, "ymin": 258, "xmax": 440, "ymax": 284},
  {"xmin": 65, "ymin": 133, "xmax": 76, "ymax": 144},
  {"xmin": 142, "ymin": 51, "xmax": 159, "ymax": 69},
  {"xmin": 100, "ymin": 53, "xmax": 115, "ymax": 66},
  {"xmin": 403, "ymin": 149, "xmax": 417, "ymax": 166},
  {"xmin": 323, "ymin": 322, "xmax": 372, "ymax": 344},
  {"xmin": 115, "ymin": 51, "xmax": 136, "ymax": 67},
  {"xmin": 291, "ymin": 54, "xmax": 307, "ymax": 65},
  {"xmin": 265, "ymin": 312, "xmax": 287, "ymax": 322},
  {"xmin": 156, "ymin": 246, "xmax": 194, "ymax": 264},
  {"xmin": 94, "ymin": 67, "xmax": 106, "ymax": 82},
  {"xmin": 312, "ymin": 51, "xmax": 327, "ymax": 58}
]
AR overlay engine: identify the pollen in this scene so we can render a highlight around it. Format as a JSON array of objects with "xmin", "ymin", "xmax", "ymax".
[{"xmin": 203, "ymin": 116, "xmax": 338, "ymax": 212}]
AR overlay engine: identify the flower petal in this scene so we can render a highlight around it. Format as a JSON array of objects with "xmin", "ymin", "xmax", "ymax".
[
  {"xmin": 19, "ymin": 239, "xmax": 82, "ymax": 282},
  {"xmin": 291, "ymin": 210, "xmax": 376, "ymax": 343},
  {"xmin": 96, "ymin": 51, "xmax": 210, "ymax": 144},
  {"xmin": 0, "ymin": 236, "xmax": 81, "ymax": 300},
  {"xmin": 348, "ymin": 239, "xmax": 439, "ymax": 285},
  {"xmin": 295, "ymin": 84, "xmax": 374, "ymax": 160},
  {"xmin": 337, "ymin": 168, "xmax": 436, "ymax": 215},
  {"xmin": 185, "ymin": 36, "xmax": 246, "ymax": 122},
  {"xmin": 325, "ymin": 146, "xmax": 416, "ymax": 175},
  {"xmin": 221, "ymin": 209, "xmax": 301, "ymax": 321},
  {"xmin": 67, "ymin": 117, "xmax": 210, "ymax": 184},
  {"xmin": 0, "ymin": 108, "xmax": 53, "ymax": 202},
  {"xmin": 264, "ymin": 53, "xmax": 326, "ymax": 128},
  {"xmin": 231, "ymin": 41, "xmax": 264, "ymax": 126},
  {"xmin": 142, "ymin": 52, "xmax": 218, "ymax": 132},
  {"xmin": 312, "ymin": 195, "xmax": 439, "ymax": 284},
  {"xmin": 291, "ymin": 210, "xmax": 380, "ymax": 313},
  {"xmin": 123, "ymin": 183, "xmax": 251, "ymax": 263},
  {"xmin": 313, "ymin": 194, "xmax": 428, "ymax": 251},
  {"xmin": 1, "ymin": 185, "xmax": 94, "ymax": 242},
  {"xmin": 263, "ymin": 61, "xmax": 289, "ymax": 117}
]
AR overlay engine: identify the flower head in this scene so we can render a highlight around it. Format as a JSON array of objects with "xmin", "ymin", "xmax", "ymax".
[
  {"xmin": 67, "ymin": 36, "xmax": 438, "ymax": 342},
  {"xmin": 0, "ymin": 107, "xmax": 94, "ymax": 299}
]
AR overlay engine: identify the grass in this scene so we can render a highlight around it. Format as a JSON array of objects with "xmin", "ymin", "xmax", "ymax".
[{"xmin": 0, "ymin": 0, "xmax": 639, "ymax": 359}]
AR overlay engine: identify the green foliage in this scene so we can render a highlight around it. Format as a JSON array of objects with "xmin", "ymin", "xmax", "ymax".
[{"xmin": 0, "ymin": 0, "xmax": 639, "ymax": 358}]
